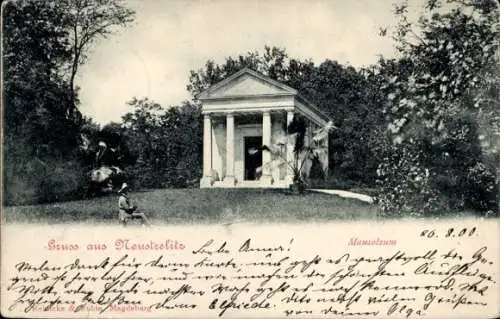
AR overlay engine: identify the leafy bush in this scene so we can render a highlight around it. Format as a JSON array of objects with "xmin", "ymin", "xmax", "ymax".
[
  {"xmin": 118, "ymin": 98, "xmax": 203, "ymax": 191},
  {"xmin": 4, "ymin": 158, "xmax": 88, "ymax": 205},
  {"xmin": 373, "ymin": 137, "xmax": 443, "ymax": 217},
  {"xmin": 372, "ymin": 0, "xmax": 499, "ymax": 217},
  {"xmin": 464, "ymin": 162, "xmax": 498, "ymax": 212}
]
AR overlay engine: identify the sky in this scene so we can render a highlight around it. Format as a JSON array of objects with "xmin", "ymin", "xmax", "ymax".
[{"xmin": 77, "ymin": 0, "xmax": 413, "ymax": 124}]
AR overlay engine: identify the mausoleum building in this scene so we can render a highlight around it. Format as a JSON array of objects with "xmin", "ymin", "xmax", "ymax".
[{"xmin": 199, "ymin": 68, "xmax": 330, "ymax": 188}]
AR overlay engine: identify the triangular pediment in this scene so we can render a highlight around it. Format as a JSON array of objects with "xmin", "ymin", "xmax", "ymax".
[
  {"xmin": 211, "ymin": 76, "xmax": 286, "ymax": 97},
  {"xmin": 199, "ymin": 68, "xmax": 297, "ymax": 99}
]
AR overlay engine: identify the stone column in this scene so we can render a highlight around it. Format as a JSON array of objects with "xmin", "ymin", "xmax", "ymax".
[
  {"xmin": 200, "ymin": 114, "xmax": 212, "ymax": 187},
  {"xmin": 261, "ymin": 111, "xmax": 273, "ymax": 185},
  {"xmin": 285, "ymin": 111, "xmax": 295, "ymax": 184},
  {"xmin": 223, "ymin": 113, "xmax": 236, "ymax": 186}
]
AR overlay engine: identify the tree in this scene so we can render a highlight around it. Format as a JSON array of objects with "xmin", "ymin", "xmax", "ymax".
[
  {"xmin": 307, "ymin": 60, "xmax": 385, "ymax": 185},
  {"xmin": 120, "ymin": 98, "xmax": 202, "ymax": 189},
  {"xmin": 374, "ymin": 0, "xmax": 499, "ymax": 215},
  {"xmin": 2, "ymin": 0, "xmax": 135, "ymax": 204},
  {"xmin": 159, "ymin": 101, "xmax": 203, "ymax": 187},
  {"xmin": 59, "ymin": 0, "xmax": 135, "ymax": 121},
  {"xmin": 3, "ymin": 0, "xmax": 76, "ymax": 154},
  {"xmin": 3, "ymin": 0, "xmax": 78, "ymax": 204}
]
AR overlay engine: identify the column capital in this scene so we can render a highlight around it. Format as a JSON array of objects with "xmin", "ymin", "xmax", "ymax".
[{"xmin": 203, "ymin": 113, "xmax": 211, "ymax": 120}]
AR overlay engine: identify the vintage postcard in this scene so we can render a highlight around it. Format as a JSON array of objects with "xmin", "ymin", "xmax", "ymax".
[{"xmin": 1, "ymin": 0, "xmax": 499, "ymax": 318}]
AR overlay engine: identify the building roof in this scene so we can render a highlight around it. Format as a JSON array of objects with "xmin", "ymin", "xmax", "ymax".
[
  {"xmin": 198, "ymin": 67, "xmax": 297, "ymax": 99},
  {"xmin": 199, "ymin": 68, "xmax": 330, "ymax": 125}
]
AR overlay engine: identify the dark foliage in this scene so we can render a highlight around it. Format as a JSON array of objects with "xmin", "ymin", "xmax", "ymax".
[{"xmin": 3, "ymin": 0, "xmax": 135, "ymax": 205}]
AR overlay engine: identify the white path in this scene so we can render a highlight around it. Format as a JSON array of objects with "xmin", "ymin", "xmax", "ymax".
[{"xmin": 309, "ymin": 189, "xmax": 374, "ymax": 204}]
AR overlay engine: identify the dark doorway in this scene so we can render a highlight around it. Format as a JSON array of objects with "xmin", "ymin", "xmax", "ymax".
[{"xmin": 244, "ymin": 136, "xmax": 262, "ymax": 180}]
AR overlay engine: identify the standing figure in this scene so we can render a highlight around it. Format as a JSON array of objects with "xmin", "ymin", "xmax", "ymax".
[{"xmin": 118, "ymin": 183, "xmax": 151, "ymax": 227}]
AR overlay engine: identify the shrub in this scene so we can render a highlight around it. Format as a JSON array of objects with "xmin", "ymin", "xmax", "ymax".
[
  {"xmin": 4, "ymin": 158, "xmax": 88, "ymax": 205},
  {"xmin": 464, "ymin": 162, "xmax": 498, "ymax": 213},
  {"xmin": 374, "ymin": 137, "xmax": 444, "ymax": 217}
]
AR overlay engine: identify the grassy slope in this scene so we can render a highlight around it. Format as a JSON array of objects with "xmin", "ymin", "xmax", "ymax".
[{"xmin": 2, "ymin": 188, "xmax": 378, "ymax": 224}]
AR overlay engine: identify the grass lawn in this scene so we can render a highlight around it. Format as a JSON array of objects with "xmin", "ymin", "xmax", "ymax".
[{"xmin": 2, "ymin": 188, "xmax": 379, "ymax": 225}]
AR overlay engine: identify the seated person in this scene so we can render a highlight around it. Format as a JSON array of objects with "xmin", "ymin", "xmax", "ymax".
[{"xmin": 118, "ymin": 183, "xmax": 151, "ymax": 227}]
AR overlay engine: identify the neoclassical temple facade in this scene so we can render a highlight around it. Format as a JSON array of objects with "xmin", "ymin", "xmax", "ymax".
[{"xmin": 199, "ymin": 68, "xmax": 329, "ymax": 188}]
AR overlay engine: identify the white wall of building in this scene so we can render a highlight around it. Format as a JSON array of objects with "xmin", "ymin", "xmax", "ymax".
[
  {"xmin": 211, "ymin": 120, "xmax": 226, "ymax": 181},
  {"xmin": 235, "ymin": 124, "xmax": 261, "ymax": 183},
  {"xmin": 210, "ymin": 113, "xmax": 289, "ymax": 185}
]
